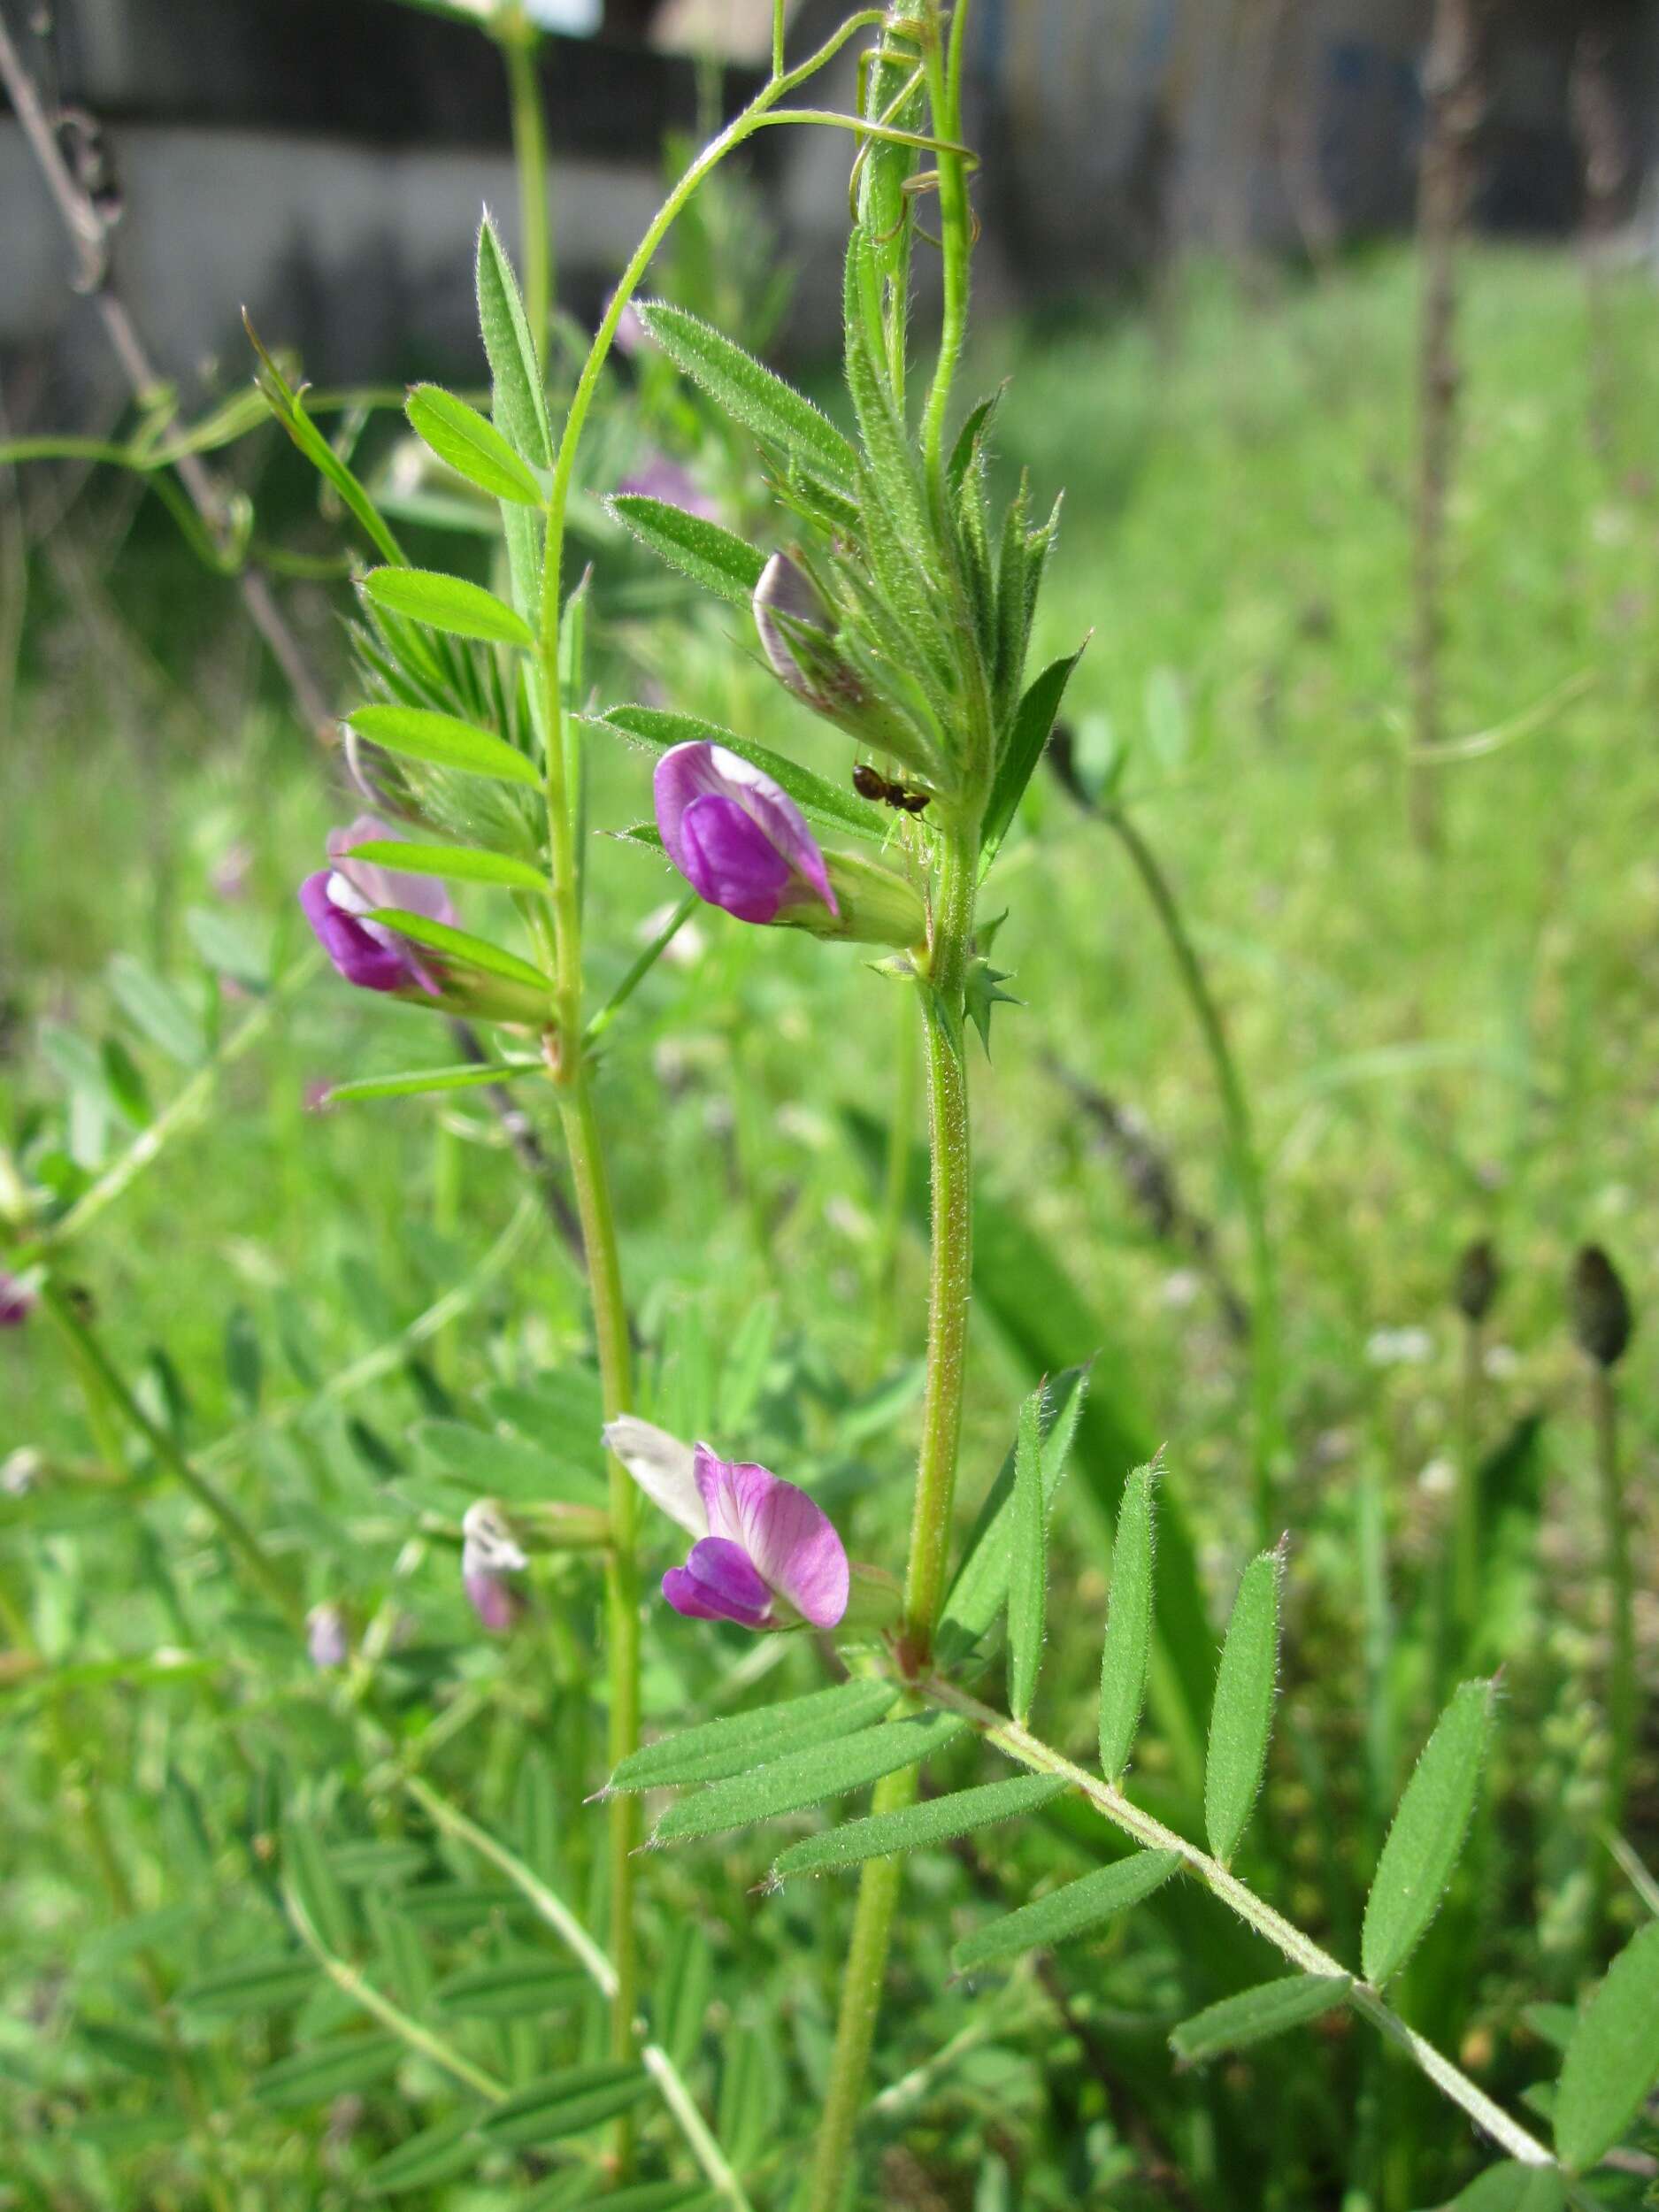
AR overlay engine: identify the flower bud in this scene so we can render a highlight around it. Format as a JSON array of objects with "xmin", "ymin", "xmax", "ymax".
[
  {"xmin": 299, "ymin": 816, "xmax": 552, "ymax": 1025},
  {"xmin": 1571, "ymin": 1244, "xmax": 1633, "ymax": 1368},
  {"xmin": 306, "ymin": 1603, "xmax": 350, "ymax": 1670},
  {"xmin": 654, "ymin": 742, "xmax": 924, "ymax": 949},
  {"xmin": 655, "ymin": 740, "xmax": 835, "ymax": 926},
  {"xmin": 0, "ymin": 1271, "xmax": 36, "ymax": 1329},
  {"xmin": 1453, "ymin": 1239, "xmax": 1501, "ymax": 1324},
  {"xmin": 299, "ymin": 815, "xmax": 455, "ymax": 997},
  {"xmin": 753, "ymin": 553, "xmax": 851, "ymax": 709},
  {"xmin": 461, "ymin": 1500, "xmax": 527, "ymax": 1634}
]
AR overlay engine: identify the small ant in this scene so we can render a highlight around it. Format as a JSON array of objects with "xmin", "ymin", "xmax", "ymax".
[{"xmin": 853, "ymin": 764, "xmax": 932, "ymax": 814}]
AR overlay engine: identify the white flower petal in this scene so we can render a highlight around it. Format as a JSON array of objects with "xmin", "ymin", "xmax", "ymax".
[{"xmin": 603, "ymin": 1416, "xmax": 706, "ymax": 1538}]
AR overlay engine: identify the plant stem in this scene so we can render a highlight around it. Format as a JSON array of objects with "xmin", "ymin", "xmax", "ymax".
[
  {"xmin": 499, "ymin": 19, "xmax": 553, "ymax": 357},
  {"xmin": 39, "ymin": 1279, "xmax": 301, "ymax": 1628},
  {"xmin": 808, "ymin": 823, "xmax": 980, "ymax": 2212},
  {"xmin": 1104, "ymin": 803, "xmax": 1282, "ymax": 1540},
  {"xmin": 535, "ymin": 7, "xmax": 889, "ymax": 671},
  {"xmin": 556, "ymin": 1072, "xmax": 641, "ymax": 2125},
  {"xmin": 902, "ymin": 823, "xmax": 979, "ymax": 1664},
  {"xmin": 923, "ymin": 1676, "xmax": 1558, "ymax": 2173},
  {"xmin": 282, "ymin": 1875, "xmax": 506, "ymax": 2100},
  {"xmin": 806, "ymin": 1764, "xmax": 915, "ymax": 2212},
  {"xmin": 867, "ymin": 990, "xmax": 920, "ymax": 1379},
  {"xmin": 1592, "ymin": 1363, "xmax": 1634, "ymax": 1848},
  {"xmin": 920, "ymin": 0, "xmax": 973, "ymax": 504}
]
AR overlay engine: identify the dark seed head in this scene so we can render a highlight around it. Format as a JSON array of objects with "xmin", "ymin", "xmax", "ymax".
[
  {"xmin": 1453, "ymin": 1238, "xmax": 1501, "ymax": 1323},
  {"xmin": 1571, "ymin": 1244, "xmax": 1633, "ymax": 1368}
]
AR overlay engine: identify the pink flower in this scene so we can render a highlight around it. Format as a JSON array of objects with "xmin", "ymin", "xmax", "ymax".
[
  {"xmin": 0, "ymin": 1272, "xmax": 35, "ymax": 1328},
  {"xmin": 604, "ymin": 1417, "xmax": 849, "ymax": 1631},
  {"xmin": 306, "ymin": 1603, "xmax": 349, "ymax": 1670},
  {"xmin": 616, "ymin": 452, "xmax": 717, "ymax": 523},
  {"xmin": 297, "ymin": 815, "xmax": 456, "ymax": 995},
  {"xmin": 654, "ymin": 742, "xmax": 837, "ymax": 926},
  {"xmin": 461, "ymin": 1501, "xmax": 526, "ymax": 1635}
]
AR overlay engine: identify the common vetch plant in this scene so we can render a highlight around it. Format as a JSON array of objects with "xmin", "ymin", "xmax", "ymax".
[{"xmin": 4, "ymin": 4, "xmax": 1657, "ymax": 2209}]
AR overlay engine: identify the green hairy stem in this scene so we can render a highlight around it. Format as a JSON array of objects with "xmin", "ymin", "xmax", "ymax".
[
  {"xmin": 902, "ymin": 825, "xmax": 980, "ymax": 1665},
  {"xmin": 810, "ymin": 12, "xmax": 985, "ymax": 2200},
  {"xmin": 810, "ymin": 826, "xmax": 980, "ymax": 2212}
]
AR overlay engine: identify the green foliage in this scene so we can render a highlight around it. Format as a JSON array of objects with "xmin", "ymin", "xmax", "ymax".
[
  {"xmin": 610, "ymin": 493, "xmax": 766, "ymax": 606},
  {"xmin": 1097, "ymin": 1459, "xmax": 1157, "ymax": 1782},
  {"xmin": 1203, "ymin": 1546, "xmax": 1282, "ymax": 1864},
  {"xmin": 610, "ymin": 1678, "xmax": 899, "ymax": 1791},
  {"xmin": 362, "ymin": 910, "xmax": 553, "ymax": 996},
  {"xmin": 175, "ymin": 1952, "xmax": 319, "ymax": 2016},
  {"xmin": 345, "ymin": 703, "xmax": 542, "ymax": 787},
  {"xmin": 651, "ymin": 1713, "xmax": 969, "ymax": 1844},
  {"xmin": 326, "ymin": 1059, "xmax": 542, "ymax": 1103},
  {"xmin": 953, "ymin": 1849, "xmax": 1182, "ymax": 1974},
  {"xmin": 1553, "ymin": 1920, "xmax": 1659, "ymax": 2170},
  {"xmin": 979, "ymin": 651, "xmax": 1081, "ymax": 872},
  {"xmin": 344, "ymin": 838, "xmax": 549, "ymax": 892},
  {"xmin": 635, "ymin": 299, "xmax": 859, "ymax": 488},
  {"xmin": 360, "ymin": 567, "xmax": 538, "ymax": 651},
  {"xmin": 1427, "ymin": 2166, "xmax": 1567, "ymax": 2212},
  {"xmin": 406, "ymin": 384, "xmax": 545, "ymax": 507},
  {"xmin": 254, "ymin": 2032, "xmax": 405, "ymax": 2107},
  {"xmin": 476, "ymin": 213, "xmax": 552, "ymax": 472},
  {"xmin": 1362, "ymin": 1679, "xmax": 1495, "ymax": 1985},
  {"xmin": 772, "ymin": 1773, "xmax": 1068, "ymax": 1880},
  {"xmin": 360, "ymin": 2109, "xmax": 487, "ymax": 2194},
  {"xmin": 1170, "ymin": 1974, "xmax": 1352, "ymax": 2064},
  {"xmin": 1006, "ymin": 1386, "xmax": 1047, "ymax": 1722},
  {"xmin": 480, "ymin": 2063, "xmax": 653, "ymax": 2147},
  {"xmin": 937, "ymin": 1366, "xmax": 1088, "ymax": 1665}
]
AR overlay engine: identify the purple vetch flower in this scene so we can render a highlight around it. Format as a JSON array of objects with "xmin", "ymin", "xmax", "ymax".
[
  {"xmin": 0, "ymin": 1272, "xmax": 35, "ymax": 1328},
  {"xmin": 306, "ymin": 1603, "xmax": 350, "ymax": 1670},
  {"xmin": 654, "ymin": 742, "xmax": 837, "ymax": 926},
  {"xmin": 603, "ymin": 1417, "xmax": 849, "ymax": 1631},
  {"xmin": 297, "ymin": 814, "xmax": 456, "ymax": 995},
  {"xmin": 461, "ymin": 1500, "xmax": 526, "ymax": 1635},
  {"xmin": 616, "ymin": 451, "xmax": 718, "ymax": 523}
]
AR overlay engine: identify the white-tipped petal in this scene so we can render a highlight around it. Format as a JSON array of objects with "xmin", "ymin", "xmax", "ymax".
[{"xmin": 603, "ymin": 1415, "xmax": 707, "ymax": 1538}]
